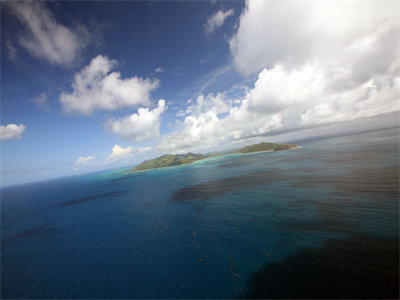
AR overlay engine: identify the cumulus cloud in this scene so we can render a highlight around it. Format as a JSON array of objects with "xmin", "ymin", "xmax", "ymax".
[
  {"xmin": 74, "ymin": 156, "xmax": 94, "ymax": 167},
  {"xmin": 106, "ymin": 99, "xmax": 166, "ymax": 142},
  {"xmin": 157, "ymin": 63, "xmax": 399, "ymax": 153},
  {"xmin": 60, "ymin": 55, "xmax": 160, "ymax": 115},
  {"xmin": 5, "ymin": 1, "xmax": 92, "ymax": 66},
  {"xmin": 185, "ymin": 93, "xmax": 230, "ymax": 116},
  {"xmin": 0, "ymin": 124, "xmax": 26, "ymax": 140},
  {"xmin": 155, "ymin": 67, "xmax": 164, "ymax": 73},
  {"xmin": 106, "ymin": 144, "xmax": 151, "ymax": 163},
  {"xmin": 229, "ymin": 1, "xmax": 399, "ymax": 75},
  {"xmin": 157, "ymin": 0, "xmax": 400, "ymax": 153},
  {"xmin": 204, "ymin": 9, "xmax": 234, "ymax": 35},
  {"xmin": 164, "ymin": 0, "xmax": 400, "ymax": 154},
  {"xmin": 157, "ymin": 109, "xmax": 224, "ymax": 153}
]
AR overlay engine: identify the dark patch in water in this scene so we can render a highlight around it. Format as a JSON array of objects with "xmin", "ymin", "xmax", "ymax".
[
  {"xmin": 110, "ymin": 173, "xmax": 147, "ymax": 182},
  {"xmin": 278, "ymin": 198, "xmax": 364, "ymax": 233},
  {"xmin": 100, "ymin": 173, "xmax": 147, "ymax": 187},
  {"xmin": 278, "ymin": 163, "xmax": 399, "ymax": 233},
  {"xmin": 171, "ymin": 170, "xmax": 284, "ymax": 202},
  {"xmin": 273, "ymin": 144, "xmax": 398, "ymax": 167},
  {"xmin": 193, "ymin": 205, "xmax": 206, "ymax": 212},
  {"xmin": 292, "ymin": 164, "xmax": 399, "ymax": 199},
  {"xmin": 143, "ymin": 202, "xmax": 159, "ymax": 208},
  {"xmin": 54, "ymin": 191, "xmax": 126, "ymax": 208},
  {"xmin": 218, "ymin": 154, "xmax": 278, "ymax": 169},
  {"xmin": 245, "ymin": 236, "xmax": 399, "ymax": 299},
  {"xmin": 2, "ymin": 225, "xmax": 64, "ymax": 245},
  {"xmin": 326, "ymin": 148, "xmax": 398, "ymax": 166}
]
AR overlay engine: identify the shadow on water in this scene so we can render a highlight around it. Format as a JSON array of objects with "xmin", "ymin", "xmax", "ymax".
[
  {"xmin": 243, "ymin": 236, "xmax": 399, "ymax": 299},
  {"xmin": 218, "ymin": 154, "xmax": 278, "ymax": 169},
  {"xmin": 53, "ymin": 191, "xmax": 126, "ymax": 208},
  {"xmin": 172, "ymin": 161, "xmax": 398, "ymax": 204},
  {"xmin": 171, "ymin": 170, "xmax": 286, "ymax": 202},
  {"xmin": 2, "ymin": 225, "xmax": 65, "ymax": 245},
  {"xmin": 100, "ymin": 173, "xmax": 147, "ymax": 187},
  {"xmin": 292, "ymin": 164, "xmax": 399, "ymax": 199}
]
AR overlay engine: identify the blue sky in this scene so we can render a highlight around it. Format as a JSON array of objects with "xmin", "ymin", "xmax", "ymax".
[{"xmin": 1, "ymin": 0, "xmax": 399, "ymax": 186}]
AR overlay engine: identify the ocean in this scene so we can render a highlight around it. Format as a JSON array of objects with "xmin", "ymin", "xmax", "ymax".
[{"xmin": 1, "ymin": 127, "xmax": 399, "ymax": 298}]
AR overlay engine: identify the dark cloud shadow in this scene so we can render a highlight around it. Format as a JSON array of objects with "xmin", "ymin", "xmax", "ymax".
[
  {"xmin": 244, "ymin": 236, "xmax": 399, "ymax": 299},
  {"xmin": 53, "ymin": 191, "xmax": 126, "ymax": 208},
  {"xmin": 2, "ymin": 225, "xmax": 65, "ymax": 245},
  {"xmin": 292, "ymin": 163, "xmax": 399, "ymax": 199},
  {"xmin": 171, "ymin": 170, "xmax": 285, "ymax": 202},
  {"xmin": 100, "ymin": 173, "xmax": 147, "ymax": 187}
]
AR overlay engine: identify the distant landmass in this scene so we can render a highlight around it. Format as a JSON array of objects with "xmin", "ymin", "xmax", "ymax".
[
  {"xmin": 129, "ymin": 142, "xmax": 299, "ymax": 172},
  {"xmin": 132, "ymin": 153, "xmax": 208, "ymax": 171},
  {"xmin": 238, "ymin": 142, "xmax": 299, "ymax": 153}
]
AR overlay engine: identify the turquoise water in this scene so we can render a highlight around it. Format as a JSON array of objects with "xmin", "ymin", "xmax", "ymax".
[{"xmin": 1, "ymin": 128, "xmax": 399, "ymax": 298}]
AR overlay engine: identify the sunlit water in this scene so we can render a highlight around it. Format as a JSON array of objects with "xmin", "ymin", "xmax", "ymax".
[{"xmin": 1, "ymin": 127, "xmax": 399, "ymax": 298}]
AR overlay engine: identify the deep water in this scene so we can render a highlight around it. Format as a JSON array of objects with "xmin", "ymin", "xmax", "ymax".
[{"xmin": 1, "ymin": 128, "xmax": 399, "ymax": 298}]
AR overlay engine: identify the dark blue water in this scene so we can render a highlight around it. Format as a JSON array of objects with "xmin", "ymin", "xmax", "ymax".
[{"xmin": 2, "ymin": 128, "xmax": 399, "ymax": 298}]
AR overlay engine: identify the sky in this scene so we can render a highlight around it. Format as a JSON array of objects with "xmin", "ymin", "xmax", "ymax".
[{"xmin": 1, "ymin": 0, "xmax": 399, "ymax": 186}]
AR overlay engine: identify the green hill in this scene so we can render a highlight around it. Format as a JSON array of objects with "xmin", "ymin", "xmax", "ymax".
[
  {"xmin": 131, "ymin": 153, "xmax": 208, "ymax": 172},
  {"xmin": 237, "ymin": 142, "xmax": 298, "ymax": 153}
]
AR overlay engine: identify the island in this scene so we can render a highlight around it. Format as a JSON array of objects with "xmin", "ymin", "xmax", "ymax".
[
  {"xmin": 132, "ymin": 153, "xmax": 208, "ymax": 171},
  {"xmin": 237, "ymin": 142, "xmax": 299, "ymax": 153},
  {"xmin": 129, "ymin": 142, "xmax": 299, "ymax": 172}
]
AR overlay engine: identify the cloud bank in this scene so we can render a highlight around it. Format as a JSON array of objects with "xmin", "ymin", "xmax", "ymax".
[
  {"xmin": 60, "ymin": 55, "xmax": 160, "ymax": 115},
  {"xmin": 157, "ymin": 1, "xmax": 399, "ymax": 153},
  {"xmin": 229, "ymin": 1, "xmax": 399, "ymax": 76},
  {"xmin": 0, "ymin": 124, "xmax": 26, "ymax": 140}
]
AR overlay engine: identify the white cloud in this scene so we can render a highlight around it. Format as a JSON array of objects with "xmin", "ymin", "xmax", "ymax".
[
  {"xmin": 151, "ymin": 0, "xmax": 396, "ymax": 150},
  {"xmin": 185, "ymin": 92, "xmax": 230, "ymax": 117},
  {"xmin": 5, "ymin": 1, "xmax": 92, "ymax": 66},
  {"xmin": 107, "ymin": 145, "xmax": 132, "ymax": 163},
  {"xmin": 60, "ymin": 55, "xmax": 160, "ymax": 115},
  {"xmin": 74, "ymin": 156, "xmax": 94, "ymax": 168},
  {"xmin": 155, "ymin": 67, "xmax": 164, "ymax": 73},
  {"xmin": 6, "ymin": 42, "xmax": 18, "ymax": 61},
  {"xmin": 157, "ymin": 110, "xmax": 224, "ymax": 153},
  {"xmin": 159, "ymin": 0, "xmax": 400, "ymax": 154},
  {"xmin": 157, "ymin": 63, "xmax": 399, "ymax": 153},
  {"xmin": 0, "ymin": 124, "xmax": 26, "ymax": 140},
  {"xmin": 32, "ymin": 92, "xmax": 51, "ymax": 112},
  {"xmin": 106, "ymin": 144, "xmax": 152, "ymax": 163},
  {"xmin": 245, "ymin": 64, "xmax": 326, "ymax": 114},
  {"xmin": 229, "ymin": 1, "xmax": 399, "ymax": 75},
  {"xmin": 204, "ymin": 9, "xmax": 234, "ymax": 35},
  {"xmin": 106, "ymin": 99, "xmax": 166, "ymax": 142}
]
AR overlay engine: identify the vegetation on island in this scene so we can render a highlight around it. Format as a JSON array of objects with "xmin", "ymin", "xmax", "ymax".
[
  {"xmin": 237, "ymin": 142, "xmax": 298, "ymax": 153},
  {"xmin": 130, "ymin": 142, "xmax": 299, "ymax": 172},
  {"xmin": 132, "ymin": 153, "xmax": 208, "ymax": 171}
]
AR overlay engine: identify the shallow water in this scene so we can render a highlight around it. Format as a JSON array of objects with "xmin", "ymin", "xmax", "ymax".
[{"xmin": 1, "ymin": 127, "xmax": 399, "ymax": 298}]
